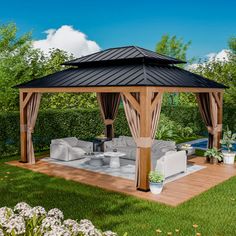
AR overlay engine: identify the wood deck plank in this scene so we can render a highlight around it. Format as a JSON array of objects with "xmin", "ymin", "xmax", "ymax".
[{"xmin": 6, "ymin": 157, "xmax": 236, "ymax": 207}]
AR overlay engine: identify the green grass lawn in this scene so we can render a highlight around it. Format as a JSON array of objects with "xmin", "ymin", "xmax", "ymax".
[{"xmin": 0, "ymin": 155, "xmax": 236, "ymax": 236}]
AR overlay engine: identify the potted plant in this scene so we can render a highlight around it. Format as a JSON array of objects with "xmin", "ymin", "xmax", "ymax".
[
  {"xmin": 149, "ymin": 170, "xmax": 164, "ymax": 194},
  {"xmin": 220, "ymin": 127, "xmax": 236, "ymax": 164},
  {"xmin": 204, "ymin": 148, "xmax": 223, "ymax": 164}
]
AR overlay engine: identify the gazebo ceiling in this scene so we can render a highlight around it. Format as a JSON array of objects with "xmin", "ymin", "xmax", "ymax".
[{"xmin": 16, "ymin": 46, "xmax": 227, "ymax": 89}]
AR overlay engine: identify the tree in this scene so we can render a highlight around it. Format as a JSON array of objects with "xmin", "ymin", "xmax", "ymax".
[
  {"xmin": 0, "ymin": 23, "xmax": 46, "ymax": 111},
  {"xmin": 156, "ymin": 34, "xmax": 191, "ymax": 62},
  {"xmin": 191, "ymin": 38, "xmax": 236, "ymax": 106},
  {"xmin": 228, "ymin": 37, "xmax": 236, "ymax": 54},
  {"xmin": 39, "ymin": 49, "xmax": 98, "ymax": 110},
  {"xmin": 0, "ymin": 23, "xmax": 98, "ymax": 111},
  {"xmin": 156, "ymin": 34, "xmax": 193, "ymax": 105}
]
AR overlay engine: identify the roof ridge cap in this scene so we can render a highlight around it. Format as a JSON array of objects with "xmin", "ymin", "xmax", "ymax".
[
  {"xmin": 133, "ymin": 46, "xmax": 147, "ymax": 57},
  {"xmin": 142, "ymin": 62, "xmax": 147, "ymax": 84}
]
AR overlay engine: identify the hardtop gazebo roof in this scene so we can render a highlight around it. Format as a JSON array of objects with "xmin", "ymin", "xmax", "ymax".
[
  {"xmin": 16, "ymin": 46, "xmax": 226, "ymax": 89},
  {"xmin": 17, "ymin": 46, "xmax": 226, "ymax": 192}
]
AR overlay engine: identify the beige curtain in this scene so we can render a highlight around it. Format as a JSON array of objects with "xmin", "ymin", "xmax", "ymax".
[
  {"xmin": 97, "ymin": 93, "xmax": 121, "ymax": 139},
  {"xmin": 151, "ymin": 92, "xmax": 163, "ymax": 139},
  {"xmin": 196, "ymin": 92, "xmax": 221, "ymax": 148},
  {"xmin": 27, "ymin": 93, "xmax": 42, "ymax": 164},
  {"xmin": 121, "ymin": 92, "xmax": 163, "ymax": 187}
]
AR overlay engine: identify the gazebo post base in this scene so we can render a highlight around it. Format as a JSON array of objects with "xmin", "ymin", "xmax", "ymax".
[{"xmin": 137, "ymin": 147, "xmax": 151, "ymax": 191}]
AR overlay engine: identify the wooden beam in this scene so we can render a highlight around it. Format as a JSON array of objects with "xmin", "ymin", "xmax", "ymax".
[
  {"xmin": 20, "ymin": 86, "xmax": 145, "ymax": 93},
  {"xmin": 19, "ymin": 91, "xmax": 28, "ymax": 162},
  {"xmin": 212, "ymin": 92, "xmax": 221, "ymax": 108},
  {"xmin": 122, "ymin": 92, "xmax": 141, "ymax": 114},
  {"xmin": 19, "ymin": 86, "xmax": 225, "ymax": 94},
  {"xmin": 151, "ymin": 92, "xmax": 162, "ymax": 112},
  {"xmin": 23, "ymin": 92, "xmax": 33, "ymax": 108}
]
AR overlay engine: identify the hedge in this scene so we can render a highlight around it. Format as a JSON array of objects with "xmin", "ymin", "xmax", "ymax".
[{"xmin": 0, "ymin": 106, "xmax": 235, "ymax": 157}]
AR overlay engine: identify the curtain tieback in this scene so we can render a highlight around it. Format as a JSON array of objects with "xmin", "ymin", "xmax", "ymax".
[
  {"xmin": 136, "ymin": 137, "xmax": 153, "ymax": 148},
  {"xmin": 104, "ymin": 119, "xmax": 114, "ymax": 125},
  {"xmin": 27, "ymin": 126, "xmax": 34, "ymax": 133},
  {"xmin": 20, "ymin": 125, "xmax": 34, "ymax": 133},
  {"xmin": 207, "ymin": 124, "xmax": 222, "ymax": 135}
]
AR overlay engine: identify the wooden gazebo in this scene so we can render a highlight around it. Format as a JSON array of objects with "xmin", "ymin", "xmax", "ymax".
[{"xmin": 16, "ymin": 46, "xmax": 227, "ymax": 191}]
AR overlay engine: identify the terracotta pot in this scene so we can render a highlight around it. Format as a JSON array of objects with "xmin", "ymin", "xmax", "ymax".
[
  {"xmin": 206, "ymin": 156, "xmax": 210, "ymax": 163},
  {"xmin": 210, "ymin": 157, "xmax": 218, "ymax": 165}
]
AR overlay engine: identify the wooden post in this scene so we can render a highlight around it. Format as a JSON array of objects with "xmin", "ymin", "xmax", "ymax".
[
  {"xmin": 19, "ymin": 91, "xmax": 34, "ymax": 162},
  {"xmin": 216, "ymin": 92, "xmax": 223, "ymax": 149},
  {"xmin": 19, "ymin": 91, "xmax": 27, "ymax": 162},
  {"xmin": 137, "ymin": 88, "xmax": 152, "ymax": 191}
]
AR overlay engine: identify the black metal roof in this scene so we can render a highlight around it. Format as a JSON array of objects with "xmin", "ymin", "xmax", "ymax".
[
  {"xmin": 63, "ymin": 46, "xmax": 186, "ymax": 66},
  {"xmin": 16, "ymin": 46, "xmax": 227, "ymax": 89},
  {"xmin": 16, "ymin": 63, "xmax": 227, "ymax": 89}
]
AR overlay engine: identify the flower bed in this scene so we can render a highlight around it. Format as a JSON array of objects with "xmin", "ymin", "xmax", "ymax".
[{"xmin": 0, "ymin": 202, "xmax": 118, "ymax": 236}]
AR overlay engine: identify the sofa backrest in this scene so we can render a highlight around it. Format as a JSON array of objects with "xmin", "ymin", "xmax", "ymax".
[
  {"xmin": 153, "ymin": 140, "xmax": 176, "ymax": 149},
  {"xmin": 117, "ymin": 136, "xmax": 176, "ymax": 149},
  {"xmin": 119, "ymin": 136, "xmax": 136, "ymax": 146},
  {"xmin": 51, "ymin": 137, "xmax": 78, "ymax": 147}
]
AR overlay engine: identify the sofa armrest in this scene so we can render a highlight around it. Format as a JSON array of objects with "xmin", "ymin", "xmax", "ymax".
[
  {"xmin": 51, "ymin": 139, "xmax": 71, "ymax": 147},
  {"xmin": 50, "ymin": 143, "xmax": 69, "ymax": 161},
  {"xmin": 104, "ymin": 141, "xmax": 114, "ymax": 150}
]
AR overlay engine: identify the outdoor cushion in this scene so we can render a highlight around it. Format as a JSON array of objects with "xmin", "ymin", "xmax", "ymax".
[
  {"xmin": 70, "ymin": 147, "xmax": 86, "ymax": 155},
  {"xmin": 104, "ymin": 136, "xmax": 177, "ymax": 165},
  {"xmin": 124, "ymin": 136, "xmax": 136, "ymax": 146},
  {"xmin": 52, "ymin": 137, "xmax": 79, "ymax": 147},
  {"xmin": 116, "ymin": 137, "xmax": 126, "ymax": 147},
  {"xmin": 50, "ymin": 137, "xmax": 93, "ymax": 161}
]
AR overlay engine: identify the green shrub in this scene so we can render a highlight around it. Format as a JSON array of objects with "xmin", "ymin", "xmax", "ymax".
[{"xmin": 0, "ymin": 106, "xmax": 235, "ymax": 157}]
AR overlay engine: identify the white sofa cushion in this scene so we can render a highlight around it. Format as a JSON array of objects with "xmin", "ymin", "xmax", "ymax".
[
  {"xmin": 123, "ymin": 136, "xmax": 136, "ymax": 146},
  {"xmin": 50, "ymin": 137, "xmax": 92, "ymax": 161},
  {"xmin": 77, "ymin": 140, "xmax": 92, "ymax": 149},
  {"xmin": 155, "ymin": 150, "xmax": 187, "ymax": 178},
  {"xmin": 51, "ymin": 137, "xmax": 78, "ymax": 147},
  {"xmin": 114, "ymin": 137, "xmax": 126, "ymax": 147},
  {"xmin": 70, "ymin": 147, "xmax": 86, "ymax": 155}
]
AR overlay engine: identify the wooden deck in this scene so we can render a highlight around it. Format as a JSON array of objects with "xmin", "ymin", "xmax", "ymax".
[{"xmin": 7, "ymin": 157, "xmax": 236, "ymax": 207}]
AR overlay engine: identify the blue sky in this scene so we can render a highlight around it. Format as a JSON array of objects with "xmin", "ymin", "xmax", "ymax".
[{"xmin": 0, "ymin": 0, "xmax": 235, "ymax": 59}]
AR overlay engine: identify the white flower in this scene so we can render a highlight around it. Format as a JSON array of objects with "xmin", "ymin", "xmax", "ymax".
[
  {"xmin": 63, "ymin": 219, "xmax": 79, "ymax": 228},
  {"xmin": 19, "ymin": 208, "xmax": 34, "ymax": 219},
  {"xmin": 0, "ymin": 203, "xmax": 116, "ymax": 236},
  {"xmin": 0, "ymin": 207, "xmax": 14, "ymax": 227},
  {"xmin": 103, "ymin": 231, "xmax": 118, "ymax": 236},
  {"xmin": 14, "ymin": 202, "xmax": 31, "ymax": 213},
  {"xmin": 44, "ymin": 225, "xmax": 71, "ymax": 236},
  {"xmin": 5, "ymin": 215, "xmax": 25, "ymax": 235},
  {"xmin": 32, "ymin": 206, "xmax": 47, "ymax": 217},
  {"xmin": 0, "ymin": 207, "xmax": 14, "ymax": 217},
  {"xmin": 41, "ymin": 217, "xmax": 61, "ymax": 232},
  {"xmin": 48, "ymin": 208, "xmax": 64, "ymax": 220},
  {"xmin": 77, "ymin": 219, "xmax": 102, "ymax": 236}
]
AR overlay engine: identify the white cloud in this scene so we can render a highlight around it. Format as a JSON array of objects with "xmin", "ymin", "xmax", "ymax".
[
  {"xmin": 186, "ymin": 49, "xmax": 231, "ymax": 70},
  {"xmin": 33, "ymin": 25, "xmax": 100, "ymax": 57}
]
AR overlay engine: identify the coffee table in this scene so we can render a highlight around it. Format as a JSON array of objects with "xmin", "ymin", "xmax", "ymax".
[
  {"xmin": 83, "ymin": 152, "xmax": 104, "ymax": 167},
  {"xmin": 104, "ymin": 152, "xmax": 126, "ymax": 168}
]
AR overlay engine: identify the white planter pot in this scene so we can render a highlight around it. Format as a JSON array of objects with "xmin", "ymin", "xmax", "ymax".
[
  {"xmin": 149, "ymin": 182, "xmax": 163, "ymax": 195},
  {"xmin": 223, "ymin": 152, "xmax": 235, "ymax": 164}
]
